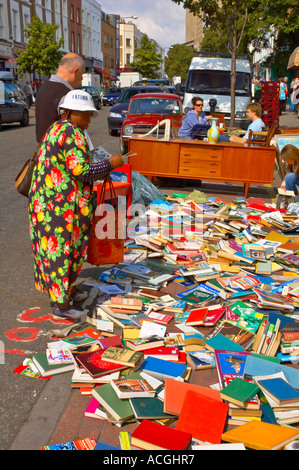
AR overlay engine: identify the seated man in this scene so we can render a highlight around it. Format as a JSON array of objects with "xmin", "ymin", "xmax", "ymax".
[{"xmin": 218, "ymin": 102, "xmax": 265, "ymax": 143}]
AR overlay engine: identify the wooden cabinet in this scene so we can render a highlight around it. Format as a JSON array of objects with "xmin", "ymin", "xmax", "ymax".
[{"xmin": 128, "ymin": 137, "xmax": 277, "ymax": 197}]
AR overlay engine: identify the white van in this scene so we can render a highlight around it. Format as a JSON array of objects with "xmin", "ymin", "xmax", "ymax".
[{"xmin": 183, "ymin": 56, "xmax": 252, "ymax": 128}]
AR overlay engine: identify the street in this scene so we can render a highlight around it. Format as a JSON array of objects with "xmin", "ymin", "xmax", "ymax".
[
  {"xmin": 0, "ymin": 104, "xmax": 296, "ymax": 450},
  {"xmin": 0, "ymin": 106, "xmax": 120, "ymax": 450}
]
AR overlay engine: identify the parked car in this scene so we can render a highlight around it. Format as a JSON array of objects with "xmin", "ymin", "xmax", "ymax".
[
  {"xmin": 107, "ymin": 85, "xmax": 167, "ymax": 136},
  {"xmin": 102, "ymin": 87, "xmax": 123, "ymax": 106},
  {"xmin": 120, "ymin": 92, "xmax": 183, "ymax": 154},
  {"xmin": 0, "ymin": 72, "xmax": 29, "ymax": 130},
  {"xmin": 78, "ymin": 85, "xmax": 101, "ymax": 110}
]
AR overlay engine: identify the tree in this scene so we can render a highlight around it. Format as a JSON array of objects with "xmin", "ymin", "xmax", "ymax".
[
  {"xmin": 170, "ymin": 0, "xmax": 299, "ymax": 125},
  {"xmin": 129, "ymin": 34, "xmax": 162, "ymax": 78},
  {"xmin": 16, "ymin": 15, "xmax": 64, "ymax": 79},
  {"xmin": 164, "ymin": 44, "xmax": 195, "ymax": 82}
]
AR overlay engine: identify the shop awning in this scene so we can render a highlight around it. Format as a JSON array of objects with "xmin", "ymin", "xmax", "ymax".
[{"xmin": 94, "ymin": 68, "xmax": 116, "ymax": 80}]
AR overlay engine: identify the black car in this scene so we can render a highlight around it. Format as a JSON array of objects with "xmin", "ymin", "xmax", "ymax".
[
  {"xmin": 107, "ymin": 85, "xmax": 167, "ymax": 136},
  {"xmin": 78, "ymin": 85, "xmax": 101, "ymax": 110},
  {"xmin": 0, "ymin": 72, "xmax": 29, "ymax": 130}
]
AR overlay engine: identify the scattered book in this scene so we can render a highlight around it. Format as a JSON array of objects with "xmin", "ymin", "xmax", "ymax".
[
  {"xmin": 110, "ymin": 376, "xmax": 155, "ymax": 399},
  {"xmin": 255, "ymin": 377, "xmax": 299, "ymax": 405},
  {"xmin": 91, "ymin": 383, "xmax": 134, "ymax": 422},
  {"xmin": 221, "ymin": 420, "xmax": 299, "ymax": 450},
  {"xmin": 100, "ymin": 347, "xmax": 143, "ymax": 368},
  {"xmin": 176, "ymin": 390, "xmax": 229, "ymax": 444},
  {"xmin": 41, "ymin": 437, "xmax": 97, "ymax": 450},
  {"xmin": 130, "ymin": 419, "xmax": 192, "ymax": 450},
  {"xmin": 220, "ymin": 377, "xmax": 260, "ymax": 407}
]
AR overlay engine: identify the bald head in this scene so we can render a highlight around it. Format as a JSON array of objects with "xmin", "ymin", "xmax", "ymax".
[{"xmin": 57, "ymin": 53, "xmax": 85, "ymax": 88}]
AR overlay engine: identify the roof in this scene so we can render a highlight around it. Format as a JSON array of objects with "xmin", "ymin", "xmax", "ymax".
[
  {"xmin": 189, "ymin": 57, "xmax": 250, "ymax": 73},
  {"xmin": 129, "ymin": 92, "xmax": 181, "ymax": 100}
]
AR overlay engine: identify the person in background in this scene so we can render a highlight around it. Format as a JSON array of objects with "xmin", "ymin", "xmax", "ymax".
[
  {"xmin": 24, "ymin": 81, "xmax": 33, "ymax": 107},
  {"xmin": 280, "ymin": 145, "xmax": 299, "ymax": 193},
  {"xmin": 279, "ymin": 77, "xmax": 287, "ymax": 114},
  {"xmin": 218, "ymin": 102, "xmax": 265, "ymax": 143},
  {"xmin": 178, "ymin": 97, "xmax": 212, "ymax": 139},
  {"xmin": 28, "ymin": 90, "xmax": 122, "ymax": 320},
  {"xmin": 35, "ymin": 53, "xmax": 85, "ymax": 142}
]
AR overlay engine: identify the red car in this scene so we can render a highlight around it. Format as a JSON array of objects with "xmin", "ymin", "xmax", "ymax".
[{"xmin": 120, "ymin": 92, "xmax": 183, "ymax": 154}]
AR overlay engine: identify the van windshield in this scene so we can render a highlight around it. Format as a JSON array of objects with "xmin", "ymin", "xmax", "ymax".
[{"xmin": 186, "ymin": 70, "xmax": 251, "ymax": 96}]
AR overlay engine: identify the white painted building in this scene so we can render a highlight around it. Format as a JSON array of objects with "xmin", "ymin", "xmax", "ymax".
[{"xmin": 81, "ymin": 0, "xmax": 103, "ymax": 68}]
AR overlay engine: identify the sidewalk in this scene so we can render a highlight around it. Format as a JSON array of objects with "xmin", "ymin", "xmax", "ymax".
[{"xmin": 9, "ymin": 110, "xmax": 299, "ymax": 451}]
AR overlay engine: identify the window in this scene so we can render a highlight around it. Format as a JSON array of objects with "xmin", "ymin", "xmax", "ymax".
[
  {"xmin": 77, "ymin": 8, "xmax": 80, "ymax": 24},
  {"xmin": 70, "ymin": 4, "xmax": 74, "ymax": 21},
  {"xmin": 126, "ymin": 38, "xmax": 131, "ymax": 46},
  {"xmin": 126, "ymin": 53, "xmax": 131, "ymax": 64}
]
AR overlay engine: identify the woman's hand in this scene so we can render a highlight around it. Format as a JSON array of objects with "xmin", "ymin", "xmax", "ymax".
[{"xmin": 108, "ymin": 155, "xmax": 123, "ymax": 169}]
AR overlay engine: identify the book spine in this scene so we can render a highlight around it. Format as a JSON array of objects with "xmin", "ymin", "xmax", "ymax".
[{"xmin": 119, "ymin": 431, "xmax": 131, "ymax": 450}]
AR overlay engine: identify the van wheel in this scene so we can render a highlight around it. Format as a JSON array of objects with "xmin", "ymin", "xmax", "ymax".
[{"xmin": 20, "ymin": 109, "xmax": 29, "ymax": 127}]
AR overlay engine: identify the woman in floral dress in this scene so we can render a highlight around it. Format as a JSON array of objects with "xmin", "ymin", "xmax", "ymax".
[{"xmin": 28, "ymin": 90, "xmax": 122, "ymax": 320}]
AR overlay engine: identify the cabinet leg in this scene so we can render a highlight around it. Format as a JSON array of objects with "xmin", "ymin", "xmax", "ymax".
[{"xmin": 244, "ymin": 183, "xmax": 249, "ymax": 198}]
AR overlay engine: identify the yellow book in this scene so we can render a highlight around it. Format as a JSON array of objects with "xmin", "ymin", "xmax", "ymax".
[
  {"xmin": 222, "ymin": 420, "xmax": 299, "ymax": 450},
  {"xmin": 122, "ymin": 328, "xmax": 141, "ymax": 340}
]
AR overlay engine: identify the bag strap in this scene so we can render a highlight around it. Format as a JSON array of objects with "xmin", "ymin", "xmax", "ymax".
[{"xmin": 97, "ymin": 176, "xmax": 118, "ymax": 209}]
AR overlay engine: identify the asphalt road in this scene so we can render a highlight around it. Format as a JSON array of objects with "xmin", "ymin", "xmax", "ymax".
[{"xmin": 0, "ymin": 105, "xmax": 120, "ymax": 450}]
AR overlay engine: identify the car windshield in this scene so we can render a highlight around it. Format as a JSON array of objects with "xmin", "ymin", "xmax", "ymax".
[
  {"xmin": 107, "ymin": 88, "xmax": 121, "ymax": 94},
  {"xmin": 186, "ymin": 70, "xmax": 251, "ymax": 96},
  {"xmin": 118, "ymin": 88, "xmax": 164, "ymax": 103},
  {"xmin": 129, "ymin": 97, "xmax": 181, "ymax": 115}
]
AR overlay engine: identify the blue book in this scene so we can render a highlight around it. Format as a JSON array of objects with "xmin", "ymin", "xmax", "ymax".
[
  {"xmin": 205, "ymin": 334, "xmax": 244, "ymax": 352},
  {"xmin": 140, "ymin": 356, "xmax": 188, "ymax": 381},
  {"xmin": 244, "ymin": 355, "xmax": 299, "ymax": 389},
  {"xmin": 94, "ymin": 441, "xmax": 121, "ymax": 450},
  {"xmin": 257, "ymin": 377, "xmax": 299, "ymax": 405}
]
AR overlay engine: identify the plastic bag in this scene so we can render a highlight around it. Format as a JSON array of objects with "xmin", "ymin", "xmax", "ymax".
[{"xmin": 185, "ymin": 189, "xmax": 207, "ymax": 204}]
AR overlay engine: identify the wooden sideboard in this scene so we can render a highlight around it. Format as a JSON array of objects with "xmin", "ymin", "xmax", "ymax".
[{"xmin": 128, "ymin": 136, "xmax": 277, "ymax": 197}]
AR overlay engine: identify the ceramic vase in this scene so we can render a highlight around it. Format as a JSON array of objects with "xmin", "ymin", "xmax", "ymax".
[{"xmin": 207, "ymin": 118, "xmax": 220, "ymax": 143}]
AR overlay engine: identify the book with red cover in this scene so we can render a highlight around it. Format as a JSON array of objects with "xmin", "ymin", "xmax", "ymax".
[
  {"xmin": 185, "ymin": 308, "xmax": 208, "ymax": 326},
  {"xmin": 203, "ymin": 307, "xmax": 226, "ymax": 326},
  {"xmin": 130, "ymin": 419, "xmax": 192, "ymax": 450},
  {"xmin": 74, "ymin": 345, "xmax": 128, "ymax": 378},
  {"xmin": 163, "ymin": 378, "xmax": 222, "ymax": 416},
  {"xmin": 143, "ymin": 346, "xmax": 179, "ymax": 361},
  {"xmin": 176, "ymin": 390, "xmax": 229, "ymax": 444}
]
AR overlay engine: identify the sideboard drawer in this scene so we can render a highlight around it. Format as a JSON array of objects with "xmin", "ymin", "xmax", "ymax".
[
  {"xmin": 180, "ymin": 158, "xmax": 221, "ymax": 169},
  {"xmin": 179, "ymin": 164, "xmax": 222, "ymax": 177},
  {"xmin": 180, "ymin": 146, "xmax": 223, "ymax": 161}
]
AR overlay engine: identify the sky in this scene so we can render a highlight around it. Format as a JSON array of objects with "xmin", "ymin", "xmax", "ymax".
[{"xmin": 99, "ymin": 0, "xmax": 186, "ymax": 51}]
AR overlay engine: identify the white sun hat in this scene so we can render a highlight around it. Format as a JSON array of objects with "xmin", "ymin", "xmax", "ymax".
[{"xmin": 58, "ymin": 89, "xmax": 98, "ymax": 113}]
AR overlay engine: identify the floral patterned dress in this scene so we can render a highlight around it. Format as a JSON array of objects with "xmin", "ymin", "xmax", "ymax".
[{"xmin": 28, "ymin": 119, "xmax": 110, "ymax": 304}]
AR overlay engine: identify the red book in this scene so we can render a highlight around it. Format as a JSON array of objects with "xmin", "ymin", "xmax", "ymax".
[
  {"xmin": 185, "ymin": 308, "xmax": 208, "ymax": 326},
  {"xmin": 203, "ymin": 307, "xmax": 226, "ymax": 326},
  {"xmin": 131, "ymin": 419, "xmax": 192, "ymax": 450},
  {"xmin": 143, "ymin": 346, "xmax": 179, "ymax": 361},
  {"xmin": 163, "ymin": 378, "xmax": 222, "ymax": 416},
  {"xmin": 176, "ymin": 390, "xmax": 229, "ymax": 444}
]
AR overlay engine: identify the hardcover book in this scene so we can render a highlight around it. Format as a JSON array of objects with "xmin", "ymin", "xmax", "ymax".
[
  {"xmin": 176, "ymin": 390, "xmax": 229, "ymax": 444},
  {"xmin": 130, "ymin": 419, "xmax": 192, "ymax": 450}
]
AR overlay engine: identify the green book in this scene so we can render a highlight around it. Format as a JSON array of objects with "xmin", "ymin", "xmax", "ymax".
[
  {"xmin": 91, "ymin": 383, "xmax": 134, "ymax": 422},
  {"xmin": 129, "ymin": 396, "xmax": 172, "ymax": 420},
  {"xmin": 220, "ymin": 377, "xmax": 260, "ymax": 407},
  {"xmin": 32, "ymin": 351, "xmax": 75, "ymax": 377}
]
